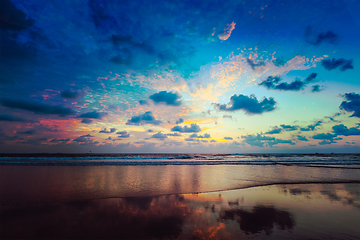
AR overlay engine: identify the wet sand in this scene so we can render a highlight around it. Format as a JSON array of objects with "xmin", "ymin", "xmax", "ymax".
[{"xmin": 1, "ymin": 165, "xmax": 359, "ymax": 239}]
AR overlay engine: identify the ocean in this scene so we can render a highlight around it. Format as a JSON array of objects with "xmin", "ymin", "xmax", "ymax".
[
  {"xmin": 1, "ymin": 153, "xmax": 359, "ymax": 239},
  {"xmin": 1, "ymin": 153, "xmax": 359, "ymax": 166}
]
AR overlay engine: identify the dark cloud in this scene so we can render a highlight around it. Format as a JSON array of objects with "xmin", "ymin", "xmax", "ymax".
[
  {"xmin": 267, "ymin": 139, "xmax": 295, "ymax": 147},
  {"xmin": 167, "ymin": 133, "xmax": 181, "ymax": 137},
  {"xmin": 126, "ymin": 111, "xmax": 161, "ymax": 125},
  {"xmin": 151, "ymin": 132, "xmax": 168, "ymax": 139},
  {"xmin": 265, "ymin": 124, "xmax": 297, "ymax": 134},
  {"xmin": 321, "ymin": 58, "xmax": 353, "ymax": 71},
  {"xmin": 116, "ymin": 131, "xmax": 130, "ymax": 138},
  {"xmin": 259, "ymin": 73, "xmax": 317, "ymax": 91},
  {"xmin": 50, "ymin": 138, "xmax": 70, "ymax": 143},
  {"xmin": 305, "ymin": 73, "xmax": 318, "ymax": 82},
  {"xmin": 78, "ymin": 111, "xmax": 105, "ymax": 119},
  {"xmin": 73, "ymin": 134, "xmax": 94, "ymax": 143},
  {"xmin": 339, "ymin": 92, "xmax": 360, "ymax": 117},
  {"xmin": 246, "ymin": 58, "xmax": 265, "ymax": 70},
  {"xmin": 171, "ymin": 123, "xmax": 201, "ymax": 133},
  {"xmin": 242, "ymin": 134, "xmax": 294, "ymax": 147},
  {"xmin": 223, "ymin": 115, "xmax": 232, "ymax": 119},
  {"xmin": 265, "ymin": 127, "xmax": 282, "ymax": 134},
  {"xmin": 99, "ymin": 128, "xmax": 117, "ymax": 133},
  {"xmin": 149, "ymin": 91, "xmax": 182, "ymax": 106},
  {"xmin": 0, "ymin": 98, "xmax": 74, "ymax": 116},
  {"xmin": 224, "ymin": 137, "xmax": 233, "ymax": 140},
  {"xmin": 17, "ymin": 129, "xmax": 36, "ymax": 135},
  {"xmin": 176, "ymin": 118, "xmax": 184, "ymax": 124},
  {"xmin": 214, "ymin": 94, "xmax": 276, "ymax": 115},
  {"xmin": 300, "ymin": 121, "xmax": 322, "ymax": 131},
  {"xmin": 272, "ymin": 58, "xmax": 287, "ymax": 67},
  {"xmin": 190, "ymin": 133, "xmax": 210, "ymax": 138},
  {"xmin": 61, "ymin": 90, "xmax": 79, "ymax": 99},
  {"xmin": 280, "ymin": 124, "xmax": 298, "ymax": 131},
  {"xmin": 185, "ymin": 138, "xmax": 200, "ymax": 142},
  {"xmin": 318, "ymin": 140, "xmax": 335, "ymax": 145},
  {"xmin": 297, "ymin": 135, "xmax": 309, "ymax": 141},
  {"xmin": 0, "ymin": 114, "xmax": 27, "ymax": 122},
  {"xmin": 305, "ymin": 26, "xmax": 339, "ymax": 45},
  {"xmin": 139, "ymin": 99, "xmax": 149, "ymax": 105},
  {"xmin": 312, "ymin": 133, "xmax": 337, "ymax": 140},
  {"xmin": 311, "ymin": 85, "xmax": 322, "ymax": 92},
  {"xmin": 332, "ymin": 124, "xmax": 360, "ymax": 136},
  {"xmin": 81, "ymin": 119, "xmax": 93, "ymax": 124},
  {"xmin": 0, "ymin": 0, "xmax": 35, "ymax": 31}
]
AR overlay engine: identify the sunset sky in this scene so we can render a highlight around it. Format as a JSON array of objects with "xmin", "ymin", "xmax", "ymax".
[{"xmin": 1, "ymin": 0, "xmax": 359, "ymax": 153}]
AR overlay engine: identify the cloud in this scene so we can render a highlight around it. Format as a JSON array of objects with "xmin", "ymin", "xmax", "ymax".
[
  {"xmin": 223, "ymin": 115, "xmax": 232, "ymax": 119},
  {"xmin": 139, "ymin": 99, "xmax": 149, "ymax": 105},
  {"xmin": 246, "ymin": 58, "xmax": 266, "ymax": 70},
  {"xmin": 167, "ymin": 133, "xmax": 181, "ymax": 137},
  {"xmin": 151, "ymin": 132, "xmax": 168, "ymax": 139},
  {"xmin": 99, "ymin": 128, "xmax": 117, "ymax": 133},
  {"xmin": 332, "ymin": 124, "xmax": 360, "ymax": 136},
  {"xmin": 305, "ymin": 26, "xmax": 339, "ymax": 45},
  {"xmin": 272, "ymin": 58, "xmax": 287, "ymax": 67},
  {"xmin": 280, "ymin": 124, "xmax": 298, "ymax": 131},
  {"xmin": 78, "ymin": 111, "xmax": 105, "ymax": 119},
  {"xmin": 266, "ymin": 124, "xmax": 298, "ymax": 134},
  {"xmin": 0, "ymin": 114, "xmax": 27, "ymax": 122},
  {"xmin": 0, "ymin": 0, "xmax": 35, "ymax": 31},
  {"xmin": 297, "ymin": 135, "xmax": 309, "ymax": 141},
  {"xmin": 300, "ymin": 121, "xmax": 322, "ymax": 131},
  {"xmin": 126, "ymin": 111, "xmax": 161, "ymax": 125},
  {"xmin": 171, "ymin": 123, "xmax": 201, "ymax": 133},
  {"xmin": 321, "ymin": 58, "xmax": 353, "ymax": 71},
  {"xmin": 223, "ymin": 137, "xmax": 233, "ymax": 140},
  {"xmin": 214, "ymin": 94, "xmax": 276, "ymax": 115},
  {"xmin": 0, "ymin": 98, "xmax": 74, "ymax": 116},
  {"xmin": 259, "ymin": 73, "xmax": 317, "ymax": 91},
  {"xmin": 149, "ymin": 91, "xmax": 182, "ymax": 106},
  {"xmin": 176, "ymin": 118, "xmax": 184, "ymax": 124},
  {"xmin": 267, "ymin": 139, "xmax": 294, "ymax": 147},
  {"xmin": 73, "ymin": 134, "xmax": 93, "ymax": 142},
  {"xmin": 81, "ymin": 119, "xmax": 93, "ymax": 124},
  {"xmin": 339, "ymin": 92, "xmax": 360, "ymax": 117},
  {"xmin": 318, "ymin": 140, "xmax": 335, "ymax": 145},
  {"xmin": 17, "ymin": 129, "xmax": 36, "ymax": 135},
  {"xmin": 190, "ymin": 133, "xmax": 211, "ymax": 138},
  {"xmin": 242, "ymin": 134, "xmax": 294, "ymax": 147},
  {"xmin": 218, "ymin": 21, "xmax": 236, "ymax": 40},
  {"xmin": 311, "ymin": 85, "xmax": 322, "ymax": 92},
  {"xmin": 61, "ymin": 90, "xmax": 79, "ymax": 99},
  {"xmin": 50, "ymin": 138, "xmax": 70, "ymax": 143},
  {"xmin": 117, "ymin": 130, "xmax": 130, "ymax": 138},
  {"xmin": 265, "ymin": 127, "xmax": 282, "ymax": 134},
  {"xmin": 312, "ymin": 133, "xmax": 337, "ymax": 140}
]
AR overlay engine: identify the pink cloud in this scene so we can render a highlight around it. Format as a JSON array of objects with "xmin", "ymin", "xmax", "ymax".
[{"xmin": 218, "ymin": 21, "xmax": 236, "ymax": 40}]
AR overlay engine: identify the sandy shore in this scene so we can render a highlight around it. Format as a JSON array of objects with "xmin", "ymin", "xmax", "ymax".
[
  {"xmin": 1, "ymin": 165, "xmax": 359, "ymax": 239},
  {"xmin": 1, "ymin": 183, "xmax": 359, "ymax": 239}
]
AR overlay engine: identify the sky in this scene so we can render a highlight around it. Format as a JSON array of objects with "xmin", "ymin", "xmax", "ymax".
[{"xmin": 0, "ymin": 0, "xmax": 359, "ymax": 153}]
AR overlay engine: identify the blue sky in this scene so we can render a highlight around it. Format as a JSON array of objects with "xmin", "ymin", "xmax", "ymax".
[{"xmin": 0, "ymin": 0, "xmax": 359, "ymax": 153}]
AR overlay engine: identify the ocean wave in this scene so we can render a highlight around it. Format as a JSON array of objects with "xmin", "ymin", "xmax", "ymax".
[{"xmin": 0, "ymin": 153, "xmax": 359, "ymax": 166}]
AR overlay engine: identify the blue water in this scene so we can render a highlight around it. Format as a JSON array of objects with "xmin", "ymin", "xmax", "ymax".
[{"xmin": 0, "ymin": 153, "xmax": 359, "ymax": 167}]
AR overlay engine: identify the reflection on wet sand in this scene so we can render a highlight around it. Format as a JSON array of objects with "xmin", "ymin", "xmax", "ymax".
[
  {"xmin": 220, "ymin": 205, "xmax": 295, "ymax": 236},
  {"xmin": 1, "ymin": 183, "xmax": 359, "ymax": 239}
]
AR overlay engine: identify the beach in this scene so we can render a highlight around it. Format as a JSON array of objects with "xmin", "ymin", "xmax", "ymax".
[{"xmin": 1, "ymin": 161, "xmax": 360, "ymax": 239}]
